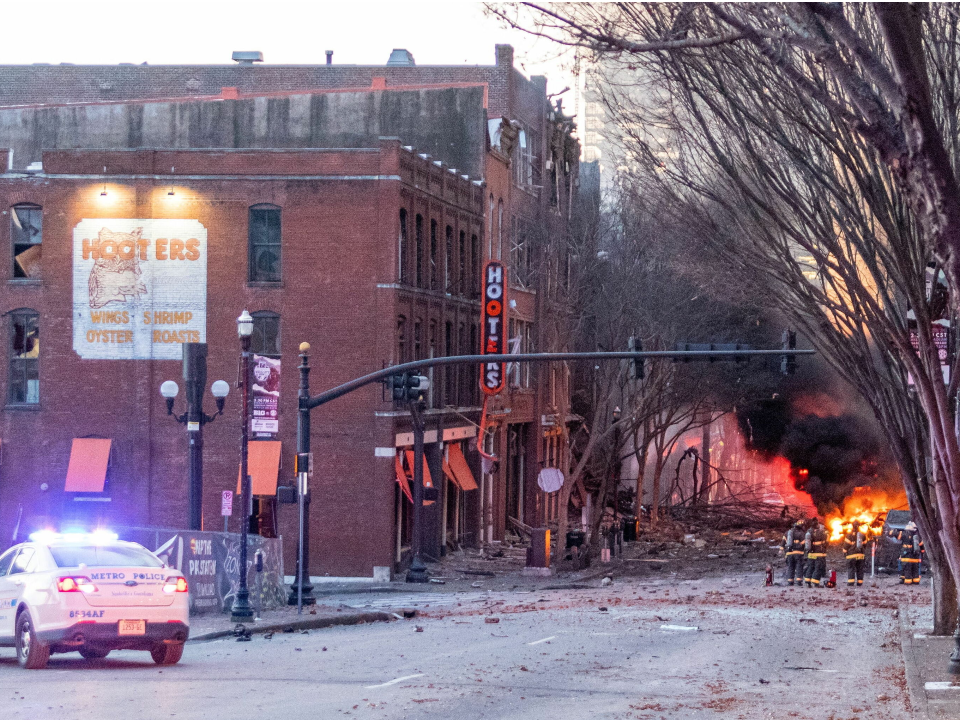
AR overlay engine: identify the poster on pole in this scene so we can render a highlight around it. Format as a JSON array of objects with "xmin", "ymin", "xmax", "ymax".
[
  {"xmin": 72, "ymin": 219, "xmax": 207, "ymax": 360},
  {"xmin": 251, "ymin": 354, "xmax": 281, "ymax": 437}
]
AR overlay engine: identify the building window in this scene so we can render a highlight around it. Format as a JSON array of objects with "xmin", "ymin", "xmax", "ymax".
[
  {"xmin": 248, "ymin": 204, "xmax": 281, "ymax": 283},
  {"xmin": 445, "ymin": 225, "xmax": 454, "ymax": 293},
  {"xmin": 459, "ymin": 231, "xmax": 467, "ymax": 297},
  {"xmin": 11, "ymin": 204, "xmax": 42, "ymax": 279},
  {"xmin": 497, "ymin": 200, "xmax": 504, "ymax": 261},
  {"xmin": 9, "ymin": 309, "xmax": 39, "ymax": 404},
  {"xmin": 251, "ymin": 311, "xmax": 280, "ymax": 357},
  {"xmin": 508, "ymin": 319, "xmax": 533, "ymax": 389},
  {"xmin": 397, "ymin": 316, "xmax": 408, "ymax": 364},
  {"xmin": 510, "ymin": 220, "xmax": 532, "ymax": 288},
  {"xmin": 413, "ymin": 319, "xmax": 422, "ymax": 360},
  {"xmin": 415, "ymin": 214, "xmax": 424, "ymax": 288},
  {"xmin": 471, "ymin": 234, "xmax": 480, "ymax": 299},
  {"xmin": 399, "ymin": 209, "xmax": 409, "ymax": 284},
  {"xmin": 444, "ymin": 321, "xmax": 454, "ymax": 404},
  {"xmin": 429, "ymin": 220, "xmax": 438, "ymax": 290}
]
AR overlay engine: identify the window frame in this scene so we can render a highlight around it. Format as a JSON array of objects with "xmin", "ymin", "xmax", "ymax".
[
  {"xmin": 11, "ymin": 203, "xmax": 42, "ymax": 280},
  {"xmin": 250, "ymin": 310, "xmax": 281, "ymax": 358},
  {"xmin": 8, "ymin": 308, "xmax": 39, "ymax": 406},
  {"xmin": 248, "ymin": 204, "xmax": 282, "ymax": 284}
]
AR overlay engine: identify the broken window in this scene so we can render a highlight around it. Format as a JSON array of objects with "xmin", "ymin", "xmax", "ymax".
[
  {"xmin": 248, "ymin": 204, "xmax": 281, "ymax": 283},
  {"xmin": 251, "ymin": 311, "xmax": 280, "ymax": 357},
  {"xmin": 445, "ymin": 225, "xmax": 454, "ymax": 293},
  {"xmin": 11, "ymin": 204, "xmax": 42, "ymax": 279},
  {"xmin": 9, "ymin": 309, "xmax": 39, "ymax": 404},
  {"xmin": 459, "ymin": 230, "xmax": 467, "ymax": 298}
]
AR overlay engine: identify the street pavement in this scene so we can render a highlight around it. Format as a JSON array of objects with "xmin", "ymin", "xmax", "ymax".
[{"xmin": 0, "ymin": 574, "xmax": 918, "ymax": 720}]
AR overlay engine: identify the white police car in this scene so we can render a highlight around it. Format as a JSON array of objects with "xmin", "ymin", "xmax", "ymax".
[{"xmin": 0, "ymin": 531, "xmax": 189, "ymax": 669}]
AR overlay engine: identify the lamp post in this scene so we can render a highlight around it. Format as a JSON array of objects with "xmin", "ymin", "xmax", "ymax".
[
  {"xmin": 231, "ymin": 309, "xmax": 255, "ymax": 623},
  {"xmin": 159, "ymin": 342, "xmax": 229, "ymax": 531},
  {"xmin": 289, "ymin": 343, "xmax": 316, "ymax": 607}
]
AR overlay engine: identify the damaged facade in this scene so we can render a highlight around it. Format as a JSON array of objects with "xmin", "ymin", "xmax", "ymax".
[{"xmin": 0, "ymin": 46, "xmax": 579, "ymax": 577}]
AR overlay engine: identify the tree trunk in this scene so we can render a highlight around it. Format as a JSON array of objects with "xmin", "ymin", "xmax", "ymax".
[
  {"xmin": 651, "ymin": 457, "xmax": 665, "ymax": 528},
  {"xmin": 931, "ymin": 556, "xmax": 959, "ymax": 636}
]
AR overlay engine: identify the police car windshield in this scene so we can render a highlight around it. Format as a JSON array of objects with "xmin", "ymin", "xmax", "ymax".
[{"xmin": 49, "ymin": 545, "xmax": 163, "ymax": 568}]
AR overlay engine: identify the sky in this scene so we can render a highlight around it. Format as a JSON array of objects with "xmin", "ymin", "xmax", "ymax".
[{"xmin": 4, "ymin": 1, "xmax": 575, "ymax": 93}]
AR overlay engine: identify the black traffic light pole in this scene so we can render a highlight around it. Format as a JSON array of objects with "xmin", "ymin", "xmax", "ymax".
[{"xmin": 292, "ymin": 346, "xmax": 814, "ymax": 595}]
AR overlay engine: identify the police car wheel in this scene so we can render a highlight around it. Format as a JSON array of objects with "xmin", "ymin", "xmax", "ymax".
[
  {"xmin": 150, "ymin": 642, "xmax": 184, "ymax": 665},
  {"xmin": 15, "ymin": 613, "xmax": 50, "ymax": 670},
  {"xmin": 79, "ymin": 646, "xmax": 110, "ymax": 660}
]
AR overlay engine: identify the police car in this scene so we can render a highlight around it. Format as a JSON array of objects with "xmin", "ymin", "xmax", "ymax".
[{"xmin": 0, "ymin": 531, "xmax": 189, "ymax": 669}]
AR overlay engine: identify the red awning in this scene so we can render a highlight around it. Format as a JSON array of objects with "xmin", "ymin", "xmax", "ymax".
[
  {"xmin": 447, "ymin": 443, "xmax": 479, "ymax": 491},
  {"xmin": 237, "ymin": 441, "xmax": 282, "ymax": 495},
  {"xmin": 442, "ymin": 458, "xmax": 461, "ymax": 490},
  {"xmin": 404, "ymin": 450, "xmax": 433, "ymax": 488},
  {"xmin": 64, "ymin": 439, "xmax": 112, "ymax": 492},
  {"xmin": 394, "ymin": 453, "xmax": 412, "ymax": 502}
]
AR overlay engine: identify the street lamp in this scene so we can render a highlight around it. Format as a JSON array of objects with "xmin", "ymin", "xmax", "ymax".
[
  {"xmin": 160, "ymin": 343, "xmax": 229, "ymax": 531},
  {"xmin": 231, "ymin": 310, "xmax": 255, "ymax": 623}
]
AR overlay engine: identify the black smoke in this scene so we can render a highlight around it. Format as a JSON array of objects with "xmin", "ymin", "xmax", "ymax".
[{"xmin": 738, "ymin": 396, "xmax": 889, "ymax": 511}]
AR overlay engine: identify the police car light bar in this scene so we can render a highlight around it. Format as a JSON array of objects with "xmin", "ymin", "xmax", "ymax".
[{"xmin": 29, "ymin": 530, "xmax": 119, "ymax": 544}]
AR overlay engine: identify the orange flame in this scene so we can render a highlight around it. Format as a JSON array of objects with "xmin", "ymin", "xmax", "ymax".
[{"xmin": 825, "ymin": 486, "xmax": 908, "ymax": 542}]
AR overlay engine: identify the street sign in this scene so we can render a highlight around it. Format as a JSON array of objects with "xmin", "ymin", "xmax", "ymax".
[{"xmin": 221, "ymin": 490, "xmax": 233, "ymax": 516}]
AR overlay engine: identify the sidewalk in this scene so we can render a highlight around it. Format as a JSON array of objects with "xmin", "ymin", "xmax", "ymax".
[
  {"xmin": 187, "ymin": 597, "xmax": 394, "ymax": 642},
  {"xmin": 901, "ymin": 603, "xmax": 960, "ymax": 719}
]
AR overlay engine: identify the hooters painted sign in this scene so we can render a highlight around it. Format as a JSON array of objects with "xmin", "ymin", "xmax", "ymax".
[{"xmin": 480, "ymin": 261, "xmax": 507, "ymax": 395}]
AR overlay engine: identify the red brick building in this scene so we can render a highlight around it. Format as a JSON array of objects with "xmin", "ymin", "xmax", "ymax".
[{"xmin": 0, "ymin": 46, "xmax": 580, "ymax": 577}]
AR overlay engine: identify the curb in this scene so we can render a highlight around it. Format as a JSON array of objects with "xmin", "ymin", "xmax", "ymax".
[
  {"xmin": 187, "ymin": 610, "xmax": 394, "ymax": 643},
  {"xmin": 899, "ymin": 603, "xmax": 931, "ymax": 720}
]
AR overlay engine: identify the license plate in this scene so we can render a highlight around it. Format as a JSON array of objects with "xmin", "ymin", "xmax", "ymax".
[{"xmin": 118, "ymin": 620, "xmax": 146, "ymax": 635}]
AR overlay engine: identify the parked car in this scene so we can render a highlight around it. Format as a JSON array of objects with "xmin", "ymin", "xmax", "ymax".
[{"xmin": 0, "ymin": 531, "xmax": 189, "ymax": 669}]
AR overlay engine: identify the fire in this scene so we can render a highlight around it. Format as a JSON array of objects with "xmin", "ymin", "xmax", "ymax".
[{"xmin": 825, "ymin": 486, "xmax": 908, "ymax": 542}]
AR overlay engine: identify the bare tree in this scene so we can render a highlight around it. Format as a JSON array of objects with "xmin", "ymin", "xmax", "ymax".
[{"xmin": 487, "ymin": 2, "xmax": 960, "ymax": 633}]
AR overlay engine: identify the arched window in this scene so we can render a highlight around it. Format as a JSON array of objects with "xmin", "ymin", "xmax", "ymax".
[
  {"xmin": 470, "ymin": 234, "xmax": 480, "ymax": 298},
  {"xmin": 459, "ymin": 230, "xmax": 467, "ymax": 297},
  {"xmin": 497, "ymin": 199, "xmax": 504, "ymax": 261},
  {"xmin": 398, "ymin": 209, "xmax": 409, "ymax": 284},
  {"xmin": 248, "ymin": 204, "xmax": 281, "ymax": 283},
  {"xmin": 250, "ymin": 311, "xmax": 280, "ymax": 357},
  {"xmin": 8, "ymin": 308, "xmax": 39, "ymax": 404},
  {"xmin": 11, "ymin": 204, "xmax": 42, "ymax": 279}
]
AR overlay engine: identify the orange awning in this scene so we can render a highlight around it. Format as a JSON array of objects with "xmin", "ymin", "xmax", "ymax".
[
  {"xmin": 237, "ymin": 441, "xmax": 282, "ymax": 495},
  {"xmin": 404, "ymin": 450, "xmax": 433, "ymax": 488},
  {"xmin": 64, "ymin": 438, "xmax": 112, "ymax": 492},
  {"xmin": 447, "ymin": 443, "xmax": 479, "ymax": 491},
  {"xmin": 442, "ymin": 458, "xmax": 462, "ymax": 490},
  {"xmin": 395, "ymin": 454, "xmax": 412, "ymax": 502}
]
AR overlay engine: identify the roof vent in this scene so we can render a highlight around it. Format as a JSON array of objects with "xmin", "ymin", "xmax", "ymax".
[
  {"xmin": 231, "ymin": 51, "xmax": 263, "ymax": 66},
  {"xmin": 386, "ymin": 49, "xmax": 415, "ymax": 66}
]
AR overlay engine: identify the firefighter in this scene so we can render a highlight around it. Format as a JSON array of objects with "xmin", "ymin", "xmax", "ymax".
[
  {"xmin": 896, "ymin": 521, "xmax": 922, "ymax": 585},
  {"xmin": 804, "ymin": 520, "xmax": 829, "ymax": 587},
  {"xmin": 781, "ymin": 519, "xmax": 806, "ymax": 586},
  {"xmin": 842, "ymin": 523, "xmax": 867, "ymax": 587}
]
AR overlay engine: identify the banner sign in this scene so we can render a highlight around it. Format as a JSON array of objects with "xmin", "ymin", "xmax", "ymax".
[
  {"xmin": 480, "ymin": 261, "xmax": 507, "ymax": 395},
  {"xmin": 72, "ymin": 219, "xmax": 207, "ymax": 360},
  {"xmin": 251, "ymin": 354, "xmax": 281, "ymax": 436},
  {"xmin": 144, "ymin": 530, "xmax": 284, "ymax": 614}
]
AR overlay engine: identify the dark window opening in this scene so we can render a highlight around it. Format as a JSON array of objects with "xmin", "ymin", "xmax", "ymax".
[
  {"xmin": 458, "ymin": 231, "xmax": 467, "ymax": 297},
  {"xmin": 414, "ymin": 319, "xmax": 422, "ymax": 360},
  {"xmin": 248, "ymin": 204, "xmax": 281, "ymax": 283},
  {"xmin": 415, "ymin": 214, "xmax": 424, "ymax": 288},
  {"xmin": 429, "ymin": 220, "xmax": 438, "ymax": 290},
  {"xmin": 397, "ymin": 316, "xmax": 407, "ymax": 364},
  {"xmin": 11, "ymin": 204, "xmax": 42, "ymax": 279},
  {"xmin": 251, "ymin": 311, "xmax": 280, "ymax": 357},
  {"xmin": 445, "ymin": 226, "xmax": 454, "ymax": 293},
  {"xmin": 9, "ymin": 309, "xmax": 39, "ymax": 404},
  {"xmin": 471, "ymin": 234, "xmax": 480, "ymax": 299},
  {"xmin": 399, "ymin": 209, "xmax": 409, "ymax": 284}
]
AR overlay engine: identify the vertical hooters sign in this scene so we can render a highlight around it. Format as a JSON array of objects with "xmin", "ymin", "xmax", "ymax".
[{"xmin": 480, "ymin": 261, "xmax": 507, "ymax": 395}]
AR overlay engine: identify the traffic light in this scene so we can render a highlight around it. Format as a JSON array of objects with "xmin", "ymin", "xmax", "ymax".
[
  {"xmin": 385, "ymin": 373, "xmax": 431, "ymax": 402},
  {"xmin": 628, "ymin": 336, "xmax": 644, "ymax": 380},
  {"xmin": 781, "ymin": 330, "xmax": 797, "ymax": 375}
]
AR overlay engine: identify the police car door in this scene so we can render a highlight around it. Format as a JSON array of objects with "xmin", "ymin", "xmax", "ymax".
[{"xmin": 0, "ymin": 547, "xmax": 21, "ymax": 639}]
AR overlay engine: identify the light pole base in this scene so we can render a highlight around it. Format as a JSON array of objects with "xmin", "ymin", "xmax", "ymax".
[
  {"xmin": 949, "ymin": 625, "xmax": 960, "ymax": 674},
  {"xmin": 230, "ymin": 593, "xmax": 255, "ymax": 624},
  {"xmin": 406, "ymin": 555, "xmax": 429, "ymax": 583},
  {"xmin": 287, "ymin": 587, "xmax": 317, "ymax": 606}
]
